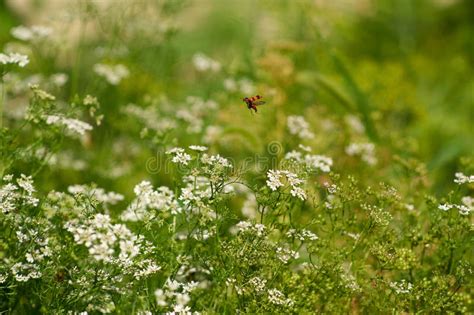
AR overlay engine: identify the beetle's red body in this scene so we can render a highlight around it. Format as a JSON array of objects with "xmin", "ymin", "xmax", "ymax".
[{"xmin": 243, "ymin": 95, "xmax": 265, "ymax": 113}]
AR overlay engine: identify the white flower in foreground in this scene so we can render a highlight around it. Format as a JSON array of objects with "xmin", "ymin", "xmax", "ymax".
[
  {"xmin": 266, "ymin": 169, "xmax": 284, "ymax": 191},
  {"xmin": 0, "ymin": 52, "xmax": 29, "ymax": 67},
  {"xmin": 287, "ymin": 115, "xmax": 314, "ymax": 139},
  {"xmin": 166, "ymin": 147, "xmax": 192, "ymax": 166},
  {"xmin": 266, "ymin": 169, "xmax": 306, "ymax": 200},
  {"xmin": 45, "ymin": 115, "xmax": 93, "ymax": 136},
  {"xmin": 94, "ymin": 63, "xmax": 129, "ymax": 85},
  {"xmin": 454, "ymin": 172, "xmax": 474, "ymax": 185}
]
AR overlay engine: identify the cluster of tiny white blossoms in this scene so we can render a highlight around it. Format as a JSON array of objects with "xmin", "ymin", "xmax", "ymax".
[
  {"xmin": 67, "ymin": 185, "xmax": 124, "ymax": 206},
  {"xmin": 154, "ymin": 278, "xmax": 200, "ymax": 314},
  {"xmin": 45, "ymin": 114, "xmax": 93, "ymax": 136},
  {"xmin": 121, "ymin": 181, "xmax": 181, "ymax": 221},
  {"xmin": 345, "ymin": 142, "xmax": 377, "ymax": 165},
  {"xmin": 454, "ymin": 172, "xmax": 474, "ymax": 185},
  {"xmin": 275, "ymin": 246, "xmax": 300, "ymax": 264},
  {"xmin": 285, "ymin": 146, "xmax": 333, "ymax": 173},
  {"xmin": 1, "ymin": 174, "xmax": 39, "ymax": 213},
  {"xmin": 10, "ymin": 262, "xmax": 42, "ymax": 282},
  {"xmin": 286, "ymin": 228, "xmax": 318, "ymax": 241},
  {"xmin": 10, "ymin": 25, "xmax": 52, "ymax": 41},
  {"xmin": 235, "ymin": 221, "xmax": 267, "ymax": 237},
  {"xmin": 176, "ymin": 96, "xmax": 218, "ymax": 133},
  {"xmin": 93, "ymin": 63, "xmax": 129, "ymax": 85},
  {"xmin": 64, "ymin": 214, "xmax": 160, "ymax": 275},
  {"xmin": 438, "ymin": 202, "xmax": 471, "ymax": 215},
  {"xmin": 266, "ymin": 169, "xmax": 307, "ymax": 200},
  {"xmin": 247, "ymin": 276, "xmax": 267, "ymax": 293},
  {"xmin": 287, "ymin": 115, "xmax": 314, "ymax": 139},
  {"xmin": 0, "ymin": 52, "xmax": 30, "ymax": 68},
  {"xmin": 389, "ymin": 280, "xmax": 413, "ymax": 294},
  {"xmin": 267, "ymin": 288, "xmax": 294, "ymax": 307},
  {"xmin": 8, "ymin": 218, "xmax": 53, "ymax": 282},
  {"xmin": 192, "ymin": 52, "xmax": 221, "ymax": 72},
  {"xmin": 166, "ymin": 147, "xmax": 192, "ymax": 166},
  {"xmin": 200, "ymin": 153, "xmax": 232, "ymax": 169}
]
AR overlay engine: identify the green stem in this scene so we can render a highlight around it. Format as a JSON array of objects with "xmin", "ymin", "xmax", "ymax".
[{"xmin": 0, "ymin": 77, "xmax": 4, "ymax": 129}]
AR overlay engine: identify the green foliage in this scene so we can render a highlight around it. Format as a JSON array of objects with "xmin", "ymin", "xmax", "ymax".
[{"xmin": 0, "ymin": 0, "xmax": 473, "ymax": 314}]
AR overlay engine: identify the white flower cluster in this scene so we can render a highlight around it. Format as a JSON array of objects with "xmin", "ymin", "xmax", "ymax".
[
  {"xmin": 345, "ymin": 142, "xmax": 377, "ymax": 165},
  {"xmin": 166, "ymin": 147, "xmax": 192, "ymax": 166},
  {"xmin": 0, "ymin": 52, "xmax": 29, "ymax": 68},
  {"xmin": 176, "ymin": 96, "xmax": 218, "ymax": 133},
  {"xmin": 201, "ymin": 153, "xmax": 232, "ymax": 169},
  {"xmin": 122, "ymin": 181, "xmax": 181, "ymax": 221},
  {"xmin": 438, "ymin": 201, "xmax": 471, "ymax": 215},
  {"xmin": 10, "ymin": 25, "xmax": 52, "ymax": 41},
  {"xmin": 64, "ymin": 214, "xmax": 158, "ymax": 270},
  {"xmin": 179, "ymin": 176, "xmax": 213, "ymax": 208},
  {"xmin": 45, "ymin": 115, "xmax": 93, "ymax": 136},
  {"xmin": 247, "ymin": 276, "xmax": 267, "ymax": 293},
  {"xmin": 235, "ymin": 221, "xmax": 267, "ymax": 237},
  {"xmin": 8, "ymin": 220, "xmax": 53, "ymax": 282},
  {"xmin": 192, "ymin": 53, "xmax": 221, "ymax": 72},
  {"xmin": 11, "ymin": 262, "xmax": 42, "ymax": 282},
  {"xmin": 267, "ymin": 288, "xmax": 294, "ymax": 307},
  {"xmin": 285, "ymin": 149, "xmax": 333, "ymax": 173},
  {"xmin": 287, "ymin": 116, "xmax": 314, "ymax": 139},
  {"xmin": 286, "ymin": 228, "xmax": 318, "ymax": 241},
  {"xmin": 1, "ymin": 174, "xmax": 39, "ymax": 213},
  {"xmin": 454, "ymin": 172, "xmax": 474, "ymax": 185},
  {"xmin": 154, "ymin": 278, "xmax": 200, "ymax": 314},
  {"xmin": 276, "ymin": 247, "xmax": 300, "ymax": 264},
  {"xmin": 93, "ymin": 63, "xmax": 129, "ymax": 85},
  {"xmin": 266, "ymin": 169, "xmax": 306, "ymax": 200},
  {"xmin": 67, "ymin": 185, "xmax": 124, "ymax": 206},
  {"xmin": 389, "ymin": 279, "xmax": 413, "ymax": 294}
]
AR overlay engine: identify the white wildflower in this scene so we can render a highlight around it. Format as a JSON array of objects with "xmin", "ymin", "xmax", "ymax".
[
  {"xmin": 45, "ymin": 115, "xmax": 93, "ymax": 136},
  {"xmin": 267, "ymin": 288, "xmax": 294, "ymax": 307},
  {"xmin": 389, "ymin": 280, "xmax": 413, "ymax": 294},
  {"xmin": 454, "ymin": 172, "xmax": 474, "ymax": 185},
  {"xmin": 276, "ymin": 247, "xmax": 299, "ymax": 264},
  {"xmin": 287, "ymin": 115, "xmax": 314, "ymax": 139},
  {"xmin": 94, "ymin": 63, "xmax": 129, "ymax": 85},
  {"xmin": 438, "ymin": 203, "xmax": 453, "ymax": 211},
  {"xmin": 0, "ymin": 52, "xmax": 29, "ymax": 67}
]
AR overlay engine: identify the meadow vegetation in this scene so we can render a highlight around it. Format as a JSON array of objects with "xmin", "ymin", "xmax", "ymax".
[{"xmin": 0, "ymin": 0, "xmax": 473, "ymax": 313}]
